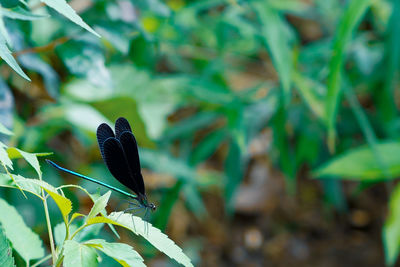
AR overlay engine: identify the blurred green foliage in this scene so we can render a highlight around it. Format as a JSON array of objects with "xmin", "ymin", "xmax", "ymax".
[{"xmin": 1, "ymin": 0, "xmax": 400, "ymax": 266}]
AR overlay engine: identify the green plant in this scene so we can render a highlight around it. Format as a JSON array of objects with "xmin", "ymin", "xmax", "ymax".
[
  {"xmin": 2, "ymin": 0, "xmax": 400, "ymax": 265},
  {"xmin": 0, "ymin": 124, "xmax": 192, "ymax": 266}
]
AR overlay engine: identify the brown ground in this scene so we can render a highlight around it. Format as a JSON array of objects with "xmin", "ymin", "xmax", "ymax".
[{"xmin": 165, "ymin": 157, "xmax": 388, "ymax": 267}]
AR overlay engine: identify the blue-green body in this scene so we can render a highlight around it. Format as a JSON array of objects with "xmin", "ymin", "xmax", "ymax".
[{"xmin": 46, "ymin": 159, "xmax": 137, "ymax": 200}]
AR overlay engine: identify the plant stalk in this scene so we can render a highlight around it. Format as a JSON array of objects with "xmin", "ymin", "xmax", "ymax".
[{"xmin": 42, "ymin": 193, "xmax": 57, "ymax": 265}]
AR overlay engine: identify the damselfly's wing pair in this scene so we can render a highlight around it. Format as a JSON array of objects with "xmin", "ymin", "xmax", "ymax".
[
  {"xmin": 97, "ymin": 117, "xmax": 155, "ymax": 211},
  {"xmin": 47, "ymin": 117, "xmax": 155, "ymax": 213}
]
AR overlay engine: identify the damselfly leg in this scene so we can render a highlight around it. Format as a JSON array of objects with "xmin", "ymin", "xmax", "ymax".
[{"xmin": 144, "ymin": 208, "xmax": 150, "ymax": 236}]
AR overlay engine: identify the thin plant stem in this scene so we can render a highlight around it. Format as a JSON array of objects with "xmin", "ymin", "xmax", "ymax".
[
  {"xmin": 42, "ymin": 193, "xmax": 56, "ymax": 265},
  {"xmin": 42, "ymin": 196, "xmax": 56, "ymax": 264},
  {"xmin": 55, "ymin": 255, "xmax": 64, "ymax": 267},
  {"xmin": 13, "ymin": 36, "xmax": 70, "ymax": 56},
  {"xmin": 69, "ymin": 224, "xmax": 87, "ymax": 240},
  {"xmin": 39, "ymin": 173, "xmax": 56, "ymax": 265},
  {"xmin": 32, "ymin": 254, "xmax": 52, "ymax": 267}
]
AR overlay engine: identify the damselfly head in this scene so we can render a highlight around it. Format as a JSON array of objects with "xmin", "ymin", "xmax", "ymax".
[{"xmin": 149, "ymin": 203, "xmax": 156, "ymax": 211}]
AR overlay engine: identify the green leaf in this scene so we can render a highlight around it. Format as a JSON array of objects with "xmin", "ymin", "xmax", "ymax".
[
  {"xmin": 0, "ymin": 175, "xmax": 55, "ymax": 199},
  {"xmin": 343, "ymin": 82, "xmax": 391, "ymax": 179},
  {"xmin": 252, "ymin": 2, "xmax": 293, "ymax": 104},
  {"xmin": 383, "ymin": 182, "xmax": 400, "ymax": 266},
  {"xmin": 44, "ymin": 188, "xmax": 72, "ymax": 220},
  {"xmin": 55, "ymin": 222, "xmax": 104, "ymax": 248},
  {"xmin": 0, "ymin": 122, "xmax": 12, "ymax": 136},
  {"xmin": 6, "ymin": 148, "xmax": 42, "ymax": 178},
  {"xmin": 0, "ymin": 174, "xmax": 42, "ymax": 198},
  {"xmin": 0, "ymin": 7, "xmax": 11, "ymax": 46},
  {"xmin": 54, "ymin": 222, "xmax": 68, "ymax": 247},
  {"xmin": 87, "ymin": 191, "xmax": 111, "ymax": 220},
  {"xmin": 40, "ymin": 0, "xmax": 100, "ymax": 37},
  {"xmin": 7, "ymin": 149, "xmax": 52, "ymax": 160},
  {"xmin": 13, "ymin": 175, "xmax": 42, "ymax": 198},
  {"xmin": 89, "ymin": 213, "xmax": 193, "ymax": 267},
  {"xmin": 325, "ymin": 0, "xmax": 372, "ymax": 148},
  {"xmin": 1, "ymin": 6, "xmax": 49, "ymax": 20},
  {"xmin": 63, "ymin": 240, "xmax": 98, "ymax": 267},
  {"xmin": 0, "ymin": 224, "xmax": 15, "ymax": 267},
  {"xmin": 54, "ymin": 183, "xmax": 120, "ymax": 239},
  {"xmin": 190, "ymin": 130, "xmax": 226, "ymax": 165},
  {"xmin": 292, "ymin": 72, "xmax": 325, "ymax": 120},
  {"xmin": 313, "ymin": 141, "xmax": 400, "ymax": 181},
  {"xmin": 0, "ymin": 198, "xmax": 44, "ymax": 262},
  {"xmin": 0, "ymin": 173, "xmax": 11, "ymax": 187},
  {"xmin": 14, "ymin": 178, "xmax": 73, "ymax": 220},
  {"xmin": 0, "ymin": 33, "xmax": 30, "ymax": 81},
  {"xmin": 85, "ymin": 239, "xmax": 145, "ymax": 267},
  {"xmin": 0, "ymin": 141, "xmax": 12, "ymax": 170}
]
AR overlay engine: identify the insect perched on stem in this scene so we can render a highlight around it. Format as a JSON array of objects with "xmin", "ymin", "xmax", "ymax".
[{"xmin": 47, "ymin": 117, "xmax": 156, "ymax": 219}]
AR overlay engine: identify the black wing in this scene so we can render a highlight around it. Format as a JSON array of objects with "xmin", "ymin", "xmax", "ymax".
[
  {"xmin": 97, "ymin": 123, "xmax": 115, "ymax": 159},
  {"xmin": 119, "ymin": 131, "xmax": 145, "ymax": 194},
  {"xmin": 115, "ymin": 117, "xmax": 132, "ymax": 139},
  {"xmin": 102, "ymin": 137, "xmax": 142, "ymax": 195}
]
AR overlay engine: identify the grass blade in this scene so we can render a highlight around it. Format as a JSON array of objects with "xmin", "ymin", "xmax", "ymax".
[{"xmin": 325, "ymin": 0, "xmax": 372, "ymax": 150}]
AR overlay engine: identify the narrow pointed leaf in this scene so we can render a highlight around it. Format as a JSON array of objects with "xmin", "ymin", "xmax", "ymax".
[
  {"xmin": 292, "ymin": 72, "xmax": 325, "ymax": 120},
  {"xmin": 87, "ymin": 191, "xmax": 111, "ymax": 220},
  {"xmin": 252, "ymin": 2, "xmax": 292, "ymax": 104},
  {"xmin": 313, "ymin": 141, "xmax": 400, "ymax": 181},
  {"xmin": 1, "ymin": 6, "xmax": 48, "ymax": 20},
  {"xmin": 383, "ymin": 182, "xmax": 400, "ymax": 266},
  {"xmin": 325, "ymin": 0, "xmax": 372, "ymax": 147},
  {"xmin": 6, "ymin": 148, "xmax": 42, "ymax": 178},
  {"xmin": 41, "ymin": 0, "xmax": 100, "ymax": 37},
  {"xmin": 0, "ymin": 123, "xmax": 12, "ymax": 136},
  {"xmin": 0, "ymin": 34, "xmax": 30, "ymax": 81},
  {"xmin": 88, "ymin": 213, "xmax": 193, "ymax": 267},
  {"xmin": 7, "ymin": 148, "xmax": 52, "ymax": 160}
]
